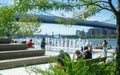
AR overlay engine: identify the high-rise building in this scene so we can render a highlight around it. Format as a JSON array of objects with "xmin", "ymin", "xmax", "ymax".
[
  {"xmin": 76, "ymin": 30, "xmax": 85, "ymax": 36},
  {"xmin": 76, "ymin": 30, "xmax": 81, "ymax": 35},
  {"xmin": 87, "ymin": 28, "xmax": 116, "ymax": 37}
]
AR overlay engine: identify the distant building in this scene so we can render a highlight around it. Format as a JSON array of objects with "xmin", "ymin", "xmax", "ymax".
[
  {"xmin": 87, "ymin": 28, "xmax": 116, "ymax": 37},
  {"xmin": 76, "ymin": 30, "xmax": 85, "ymax": 36},
  {"xmin": 76, "ymin": 30, "xmax": 81, "ymax": 35}
]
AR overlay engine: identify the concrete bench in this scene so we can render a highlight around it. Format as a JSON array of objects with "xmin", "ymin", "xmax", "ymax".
[
  {"xmin": 0, "ymin": 38, "xmax": 11, "ymax": 44},
  {"xmin": 0, "ymin": 55, "xmax": 57, "ymax": 69},
  {"xmin": 0, "ymin": 49, "xmax": 45, "ymax": 60},
  {"xmin": 56, "ymin": 57, "xmax": 107, "ymax": 69},
  {"xmin": 0, "ymin": 43, "xmax": 28, "ymax": 51},
  {"xmin": 82, "ymin": 57, "xmax": 106, "ymax": 65}
]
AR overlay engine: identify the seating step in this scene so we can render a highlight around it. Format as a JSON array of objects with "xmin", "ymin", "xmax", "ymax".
[
  {"xmin": 0, "ymin": 55, "xmax": 57, "ymax": 69},
  {"xmin": 0, "ymin": 43, "xmax": 28, "ymax": 51},
  {"xmin": 0, "ymin": 38, "xmax": 11, "ymax": 44},
  {"xmin": 0, "ymin": 49, "xmax": 45, "ymax": 60}
]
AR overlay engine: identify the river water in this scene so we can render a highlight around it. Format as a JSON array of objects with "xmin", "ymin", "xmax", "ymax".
[
  {"xmin": 13, "ymin": 38, "xmax": 116, "ymax": 58},
  {"xmin": 14, "ymin": 38, "xmax": 116, "ymax": 50},
  {"xmin": 86, "ymin": 39, "xmax": 116, "ymax": 49},
  {"xmin": 13, "ymin": 38, "xmax": 116, "ymax": 49}
]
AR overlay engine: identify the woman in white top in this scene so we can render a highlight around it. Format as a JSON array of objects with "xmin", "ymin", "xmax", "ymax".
[{"xmin": 102, "ymin": 40, "xmax": 108, "ymax": 57}]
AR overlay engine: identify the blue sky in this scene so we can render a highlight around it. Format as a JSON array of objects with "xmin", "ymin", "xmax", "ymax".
[
  {"xmin": 0, "ymin": 0, "xmax": 14, "ymax": 5},
  {"xmin": 38, "ymin": 10, "xmax": 115, "ymax": 35},
  {"xmin": 0, "ymin": 0, "xmax": 116, "ymax": 35}
]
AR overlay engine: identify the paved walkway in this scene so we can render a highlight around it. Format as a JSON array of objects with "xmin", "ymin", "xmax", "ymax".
[{"xmin": 0, "ymin": 49, "xmax": 115, "ymax": 75}]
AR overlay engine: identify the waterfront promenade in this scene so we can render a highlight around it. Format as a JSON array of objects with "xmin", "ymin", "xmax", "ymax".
[{"xmin": 0, "ymin": 49, "xmax": 115, "ymax": 75}]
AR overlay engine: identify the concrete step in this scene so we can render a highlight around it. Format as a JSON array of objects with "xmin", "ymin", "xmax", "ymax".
[
  {"xmin": 0, "ymin": 55, "xmax": 57, "ymax": 69},
  {"xmin": 0, "ymin": 38, "xmax": 11, "ymax": 44},
  {"xmin": 0, "ymin": 48, "xmax": 45, "ymax": 60},
  {"xmin": 0, "ymin": 43, "xmax": 28, "ymax": 51}
]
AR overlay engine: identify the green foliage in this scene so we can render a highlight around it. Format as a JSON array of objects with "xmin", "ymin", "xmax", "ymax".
[
  {"xmin": 15, "ymin": 22, "xmax": 40, "ymax": 35},
  {"xmin": 0, "ymin": 6, "xmax": 18, "ymax": 36},
  {"xmin": 55, "ymin": 17, "xmax": 76, "ymax": 26},
  {"xmin": 27, "ymin": 56, "xmax": 115, "ymax": 75},
  {"xmin": 14, "ymin": 0, "xmax": 56, "ymax": 12},
  {"xmin": 73, "ymin": 6, "xmax": 101, "ymax": 20},
  {"xmin": 14, "ymin": 0, "xmax": 111, "ymax": 20},
  {"xmin": 17, "ymin": 14, "xmax": 41, "ymax": 35},
  {"xmin": 0, "ymin": 6, "xmax": 41, "ymax": 37},
  {"xmin": 13, "ymin": 0, "xmax": 120, "ymax": 74}
]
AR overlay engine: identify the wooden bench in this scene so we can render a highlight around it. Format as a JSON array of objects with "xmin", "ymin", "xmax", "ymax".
[{"xmin": 56, "ymin": 57, "xmax": 107, "ymax": 69}]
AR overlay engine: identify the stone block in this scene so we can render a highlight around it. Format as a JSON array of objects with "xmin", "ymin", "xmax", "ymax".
[
  {"xmin": 0, "ymin": 38, "xmax": 11, "ymax": 44},
  {"xmin": 0, "ymin": 49, "xmax": 45, "ymax": 60},
  {"xmin": 0, "ymin": 43, "xmax": 28, "ymax": 51}
]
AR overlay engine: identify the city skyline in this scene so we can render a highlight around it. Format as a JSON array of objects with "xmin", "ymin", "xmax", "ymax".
[{"xmin": 37, "ymin": 23, "xmax": 91, "ymax": 35}]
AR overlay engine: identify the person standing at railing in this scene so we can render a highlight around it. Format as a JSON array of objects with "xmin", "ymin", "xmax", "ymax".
[
  {"xmin": 41, "ymin": 38, "xmax": 46, "ymax": 49},
  {"xmin": 102, "ymin": 40, "xmax": 108, "ymax": 57}
]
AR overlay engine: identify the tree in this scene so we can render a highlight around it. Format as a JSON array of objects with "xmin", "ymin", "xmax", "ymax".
[
  {"xmin": 0, "ymin": 6, "xmax": 18, "ymax": 37},
  {"xmin": 0, "ymin": 5, "xmax": 40, "ymax": 37},
  {"xmin": 11, "ymin": 0, "xmax": 120, "ymax": 74},
  {"xmin": 16, "ymin": 14, "xmax": 40, "ymax": 35}
]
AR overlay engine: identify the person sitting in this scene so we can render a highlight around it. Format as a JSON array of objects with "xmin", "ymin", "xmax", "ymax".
[
  {"xmin": 80, "ymin": 46, "xmax": 84, "ymax": 52},
  {"xmin": 75, "ymin": 50, "xmax": 85, "ymax": 61},
  {"xmin": 14, "ymin": 41, "xmax": 17, "ymax": 43},
  {"xmin": 95, "ymin": 44, "xmax": 99, "ymax": 49},
  {"xmin": 88, "ymin": 45, "xmax": 93, "ymax": 58},
  {"xmin": 57, "ymin": 50, "xmax": 71, "ymax": 66},
  {"xmin": 57, "ymin": 50, "xmax": 71, "ymax": 71},
  {"xmin": 21, "ymin": 41, "xmax": 26, "ymax": 44},
  {"xmin": 83, "ymin": 46, "xmax": 92, "ymax": 59},
  {"xmin": 108, "ymin": 45, "xmax": 112, "ymax": 49},
  {"xmin": 26, "ymin": 39, "xmax": 34, "ymax": 48}
]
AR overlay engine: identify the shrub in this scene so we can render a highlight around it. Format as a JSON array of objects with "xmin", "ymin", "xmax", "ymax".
[{"xmin": 26, "ymin": 55, "xmax": 115, "ymax": 75}]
